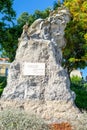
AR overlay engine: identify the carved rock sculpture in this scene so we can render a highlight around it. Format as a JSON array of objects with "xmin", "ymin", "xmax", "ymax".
[{"xmin": 1, "ymin": 8, "xmax": 80, "ymax": 124}]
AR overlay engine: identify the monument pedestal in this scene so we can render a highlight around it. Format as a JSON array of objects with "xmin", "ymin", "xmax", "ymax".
[
  {"xmin": 0, "ymin": 8, "xmax": 82, "ymax": 128},
  {"xmin": 1, "ymin": 39, "xmax": 75, "ymax": 102}
]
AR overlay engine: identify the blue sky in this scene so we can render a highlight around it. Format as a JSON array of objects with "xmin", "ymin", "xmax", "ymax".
[
  {"xmin": 13, "ymin": 0, "xmax": 87, "ymax": 79},
  {"xmin": 13, "ymin": 0, "xmax": 61, "ymax": 18},
  {"xmin": 80, "ymin": 67, "xmax": 87, "ymax": 80}
]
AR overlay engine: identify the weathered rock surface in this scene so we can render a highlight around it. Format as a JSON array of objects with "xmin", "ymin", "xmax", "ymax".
[
  {"xmin": 0, "ymin": 8, "xmax": 81, "ymax": 126},
  {"xmin": 2, "ymin": 38, "xmax": 75, "ymax": 101},
  {"xmin": 2, "ymin": 8, "xmax": 75, "ymax": 101}
]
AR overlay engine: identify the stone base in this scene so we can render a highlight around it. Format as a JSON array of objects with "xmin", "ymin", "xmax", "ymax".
[
  {"xmin": 0, "ymin": 99, "xmax": 87, "ymax": 129},
  {"xmin": 0, "ymin": 100, "xmax": 79, "ymax": 120}
]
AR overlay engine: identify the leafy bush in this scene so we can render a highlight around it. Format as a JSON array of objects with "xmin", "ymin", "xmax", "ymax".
[
  {"xmin": 0, "ymin": 76, "xmax": 7, "ymax": 96},
  {"xmin": 70, "ymin": 76, "xmax": 82, "ymax": 85},
  {"xmin": 0, "ymin": 109, "xmax": 49, "ymax": 130},
  {"xmin": 84, "ymin": 83, "xmax": 87, "ymax": 90},
  {"xmin": 70, "ymin": 76, "xmax": 87, "ymax": 110}
]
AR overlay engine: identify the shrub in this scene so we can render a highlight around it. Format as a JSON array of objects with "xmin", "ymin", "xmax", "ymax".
[
  {"xmin": 70, "ymin": 76, "xmax": 82, "ymax": 86},
  {"xmin": 0, "ymin": 109, "xmax": 49, "ymax": 130},
  {"xmin": 84, "ymin": 83, "xmax": 87, "ymax": 90},
  {"xmin": 70, "ymin": 76, "xmax": 87, "ymax": 110},
  {"xmin": 0, "ymin": 76, "xmax": 7, "ymax": 96},
  {"xmin": 0, "ymin": 88, "xmax": 3, "ymax": 96}
]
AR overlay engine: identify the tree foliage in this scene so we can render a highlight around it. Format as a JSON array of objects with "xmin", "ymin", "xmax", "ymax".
[
  {"xmin": 17, "ymin": 12, "xmax": 29, "ymax": 26},
  {"xmin": 17, "ymin": 8, "xmax": 50, "ymax": 26},
  {"xmin": 0, "ymin": 77, "xmax": 7, "ymax": 96},
  {"xmin": 0, "ymin": 0, "xmax": 17, "ymax": 61},
  {"xmin": 63, "ymin": 0, "xmax": 87, "ymax": 73},
  {"xmin": 0, "ymin": 25, "xmax": 22, "ymax": 61},
  {"xmin": 0, "ymin": 0, "xmax": 16, "ymax": 26},
  {"xmin": 53, "ymin": 0, "xmax": 61, "ymax": 10},
  {"xmin": 34, "ymin": 8, "xmax": 50, "ymax": 19},
  {"xmin": 70, "ymin": 76, "xmax": 87, "ymax": 110}
]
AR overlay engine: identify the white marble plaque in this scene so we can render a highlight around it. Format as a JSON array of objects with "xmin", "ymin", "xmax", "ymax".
[{"xmin": 23, "ymin": 62, "xmax": 45, "ymax": 76}]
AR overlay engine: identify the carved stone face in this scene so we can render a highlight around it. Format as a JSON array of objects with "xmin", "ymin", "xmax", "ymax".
[
  {"xmin": 51, "ymin": 23, "xmax": 60, "ymax": 43},
  {"xmin": 40, "ymin": 23, "xmax": 51, "ymax": 40},
  {"xmin": 28, "ymin": 14, "xmax": 66, "ymax": 48},
  {"xmin": 49, "ymin": 16, "xmax": 66, "ymax": 48}
]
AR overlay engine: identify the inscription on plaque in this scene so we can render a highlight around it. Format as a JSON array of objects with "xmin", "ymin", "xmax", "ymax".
[{"xmin": 23, "ymin": 62, "xmax": 45, "ymax": 76}]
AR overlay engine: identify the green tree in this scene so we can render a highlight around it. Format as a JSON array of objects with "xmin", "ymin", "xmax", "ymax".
[
  {"xmin": 0, "ymin": 0, "xmax": 16, "ymax": 61},
  {"xmin": 0, "ymin": 0, "xmax": 16, "ymax": 26},
  {"xmin": 17, "ymin": 8, "xmax": 50, "ymax": 27},
  {"xmin": 34, "ymin": 8, "xmax": 50, "ymax": 19},
  {"xmin": 62, "ymin": 0, "xmax": 87, "ymax": 73},
  {"xmin": 1, "ymin": 25, "xmax": 22, "ymax": 61},
  {"xmin": 70, "ymin": 76, "xmax": 87, "ymax": 110},
  {"xmin": 17, "ymin": 12, "xmax": 36, "ymax": 27},
  {"xmin": 17, "ymin": 12, "xmax": 29, "ymax": 26},
  {"xmin": 53, "ymin": 0, "xmax": 61, "ymax": 10},
  {"xmin": 0, "ymin": 77, "xmax": 7, "ymax": 96},
  {"xmin": 28, "ymin": 14, "xmax": 36, "ymax": 26}
]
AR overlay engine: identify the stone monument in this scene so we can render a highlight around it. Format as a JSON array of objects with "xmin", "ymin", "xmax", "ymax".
[{"xmin": 1, "ymin": 8, "xmax": 80, "ymax": 125}]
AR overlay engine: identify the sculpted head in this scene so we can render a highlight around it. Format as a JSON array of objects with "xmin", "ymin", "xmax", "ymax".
[{"xmin": 27, "ymin": 9, "xmax": 69, "ymax": 48}]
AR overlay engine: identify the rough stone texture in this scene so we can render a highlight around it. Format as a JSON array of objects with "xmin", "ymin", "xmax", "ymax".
[
  {"xmin": 2, "ymin": 39, "xmax": 75, "ymax": 101},
  {"xmin": 0, "ymin": 8, "xmax": 83, "ymax": 128},
  {"xmin": 2, "ymin": 8, "xmax": 75, "ymax": 101},
  {"xmin": 0, "ymin": 100, "xmax": 87, "ymax": 130}
]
